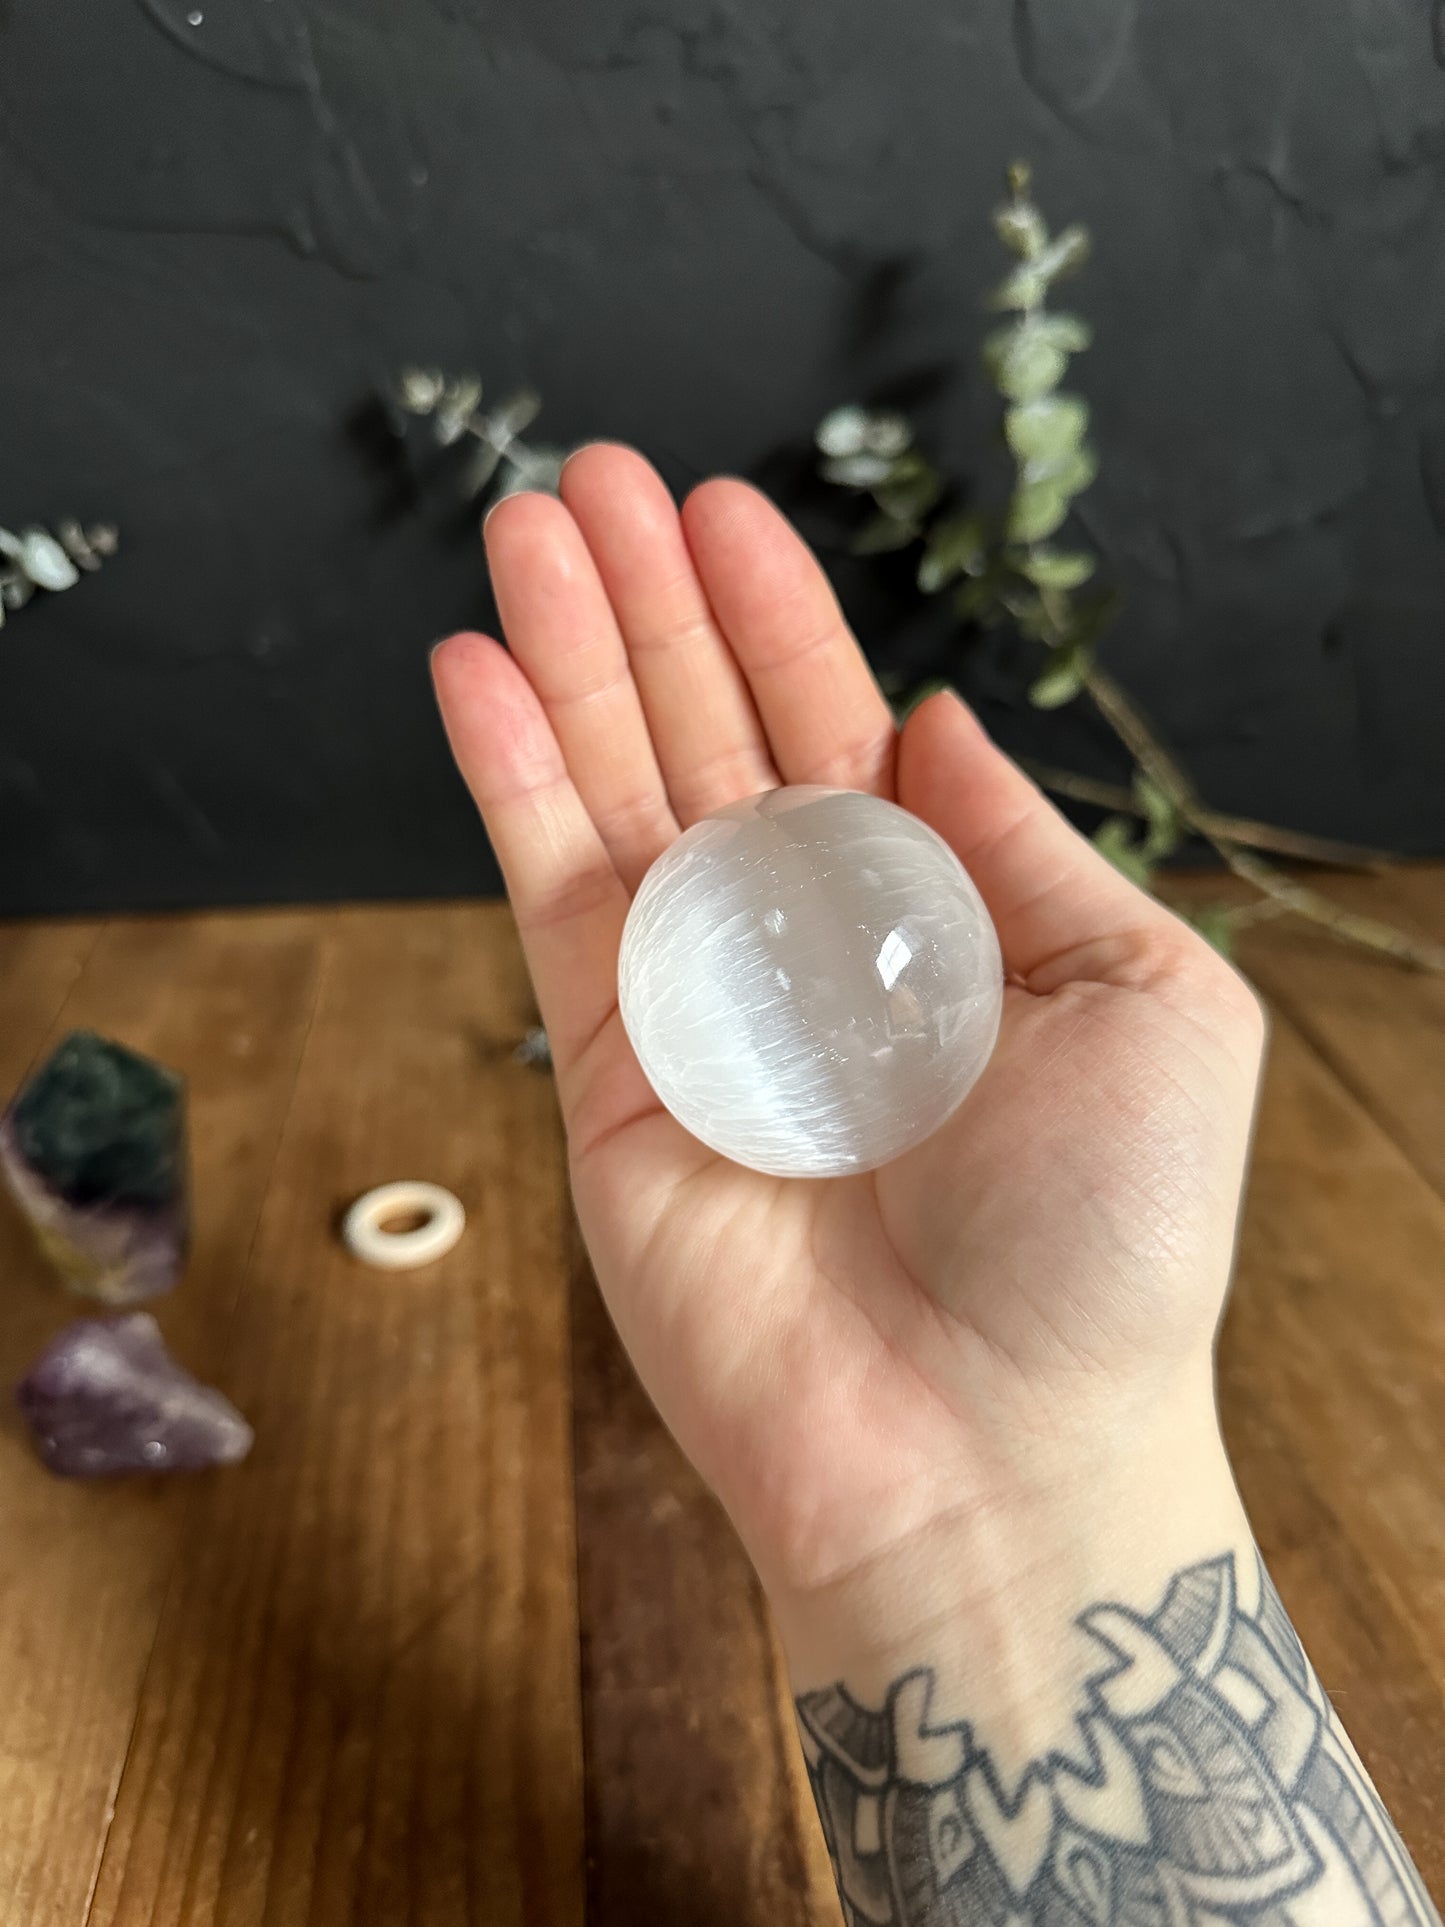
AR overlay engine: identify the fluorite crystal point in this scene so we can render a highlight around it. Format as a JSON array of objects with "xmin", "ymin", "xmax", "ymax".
[
  {"xmin": 0, "ymin": 1030, "xmax": 189, "ymax": 1304},
  {"xmin": 16, "ymin": 1313, "xmax": 253, "ymax": 1478},
  {"xmin": 618, "ymin": 787, "xmax": 1003, "ymax": 1177}
]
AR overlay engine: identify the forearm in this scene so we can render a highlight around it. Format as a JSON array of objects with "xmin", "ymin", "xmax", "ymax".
[{"xmin": 781, "ymin": 1421, "xmax": 1442, "ymax": 1925}]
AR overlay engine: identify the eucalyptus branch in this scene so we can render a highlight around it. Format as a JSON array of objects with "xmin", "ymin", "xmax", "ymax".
[
  {"xmin": 1076, "ymin": 663, "xmax": 1196, "ymax": 810},
  {"xmin": 1021, "ymin": 761, "xmax": 1392, "ymax": 871},
  {"xmin": 392, "ymin": 368, "xmax": 570, "ymax": 503},
  {"xmin": 0, "ymin": 520, "xmax": 117, "ymax": 628},
  {"xmin": 1080, "ymin": 662, "xmax": 1444, "ymax": 967},
  {"xmin": 1214, "ymin": 845, "xmax": 1445, "ymax": 971},
  {"xmin": 1081, "ymin": 665, "xmax": 1445, "ymax": 963},
  {"xmin": 814, "ymin": 162, "xmax": 1443, "ymax": 971}
]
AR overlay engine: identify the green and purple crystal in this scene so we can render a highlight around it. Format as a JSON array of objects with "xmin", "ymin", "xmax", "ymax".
[{"xmin": 1, "ymin": 1030, "xmax": 189, "ymax": 1304}]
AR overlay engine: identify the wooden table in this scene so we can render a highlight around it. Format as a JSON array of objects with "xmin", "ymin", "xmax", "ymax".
[{"xmin": 1, "ymin": 874, "xmax": 1442, "ymax": 1923}]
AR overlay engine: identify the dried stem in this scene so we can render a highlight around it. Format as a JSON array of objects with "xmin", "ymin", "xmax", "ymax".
[
  {"xmin": 1078, "ymin": 664, "xmax": 1445, "ymax": 972},
  {"xmin": 1214, "ymin": 846, "xmax": 1445, "ymax": 971},
  {"xmin": 1021, "ymin": 760, "xmax": 1391, "ymax": 871},
  {"xmin": 1226, "ymin": 895, "xmax": 1294, "ymax": 930}
]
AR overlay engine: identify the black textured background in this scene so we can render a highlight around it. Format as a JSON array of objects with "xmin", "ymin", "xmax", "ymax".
[{"xmin": 3, "ymin": 0, "xmax": 1444, "ymax": 915}]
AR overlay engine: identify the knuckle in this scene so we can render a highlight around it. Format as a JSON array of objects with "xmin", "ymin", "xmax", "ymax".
[
  {"xmin": 521, "ymin": 860, "xmax": 619, "ymax": 932},
  {"xmin": 629, "ymin": 605, "xmax": 716, "ymax": 659},
  {"xmin": 799, "ymin": 729, "xmax": 897, "ymax": 792},
  {"xmin": 669, "ymin": 748, "xmax": 776, "ymax": 821}
]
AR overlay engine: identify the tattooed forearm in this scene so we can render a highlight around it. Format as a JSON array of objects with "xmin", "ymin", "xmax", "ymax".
[{"xmin": 796, "ymin": 1553, "xmax": 1440, "ymax": 1925}]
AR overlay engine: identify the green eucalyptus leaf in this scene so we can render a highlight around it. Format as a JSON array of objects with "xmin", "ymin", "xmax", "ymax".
[
  {"xmin": 1029, "ymin": 651, "xmax": 1088, "ymax": 710},
  {"xmin": 874, "ymin": 452, "xmax": 943, "ymax": 523},
  {"xmin": 398, "ymin": 366, "xmax": 446, "ymax": 413},
  {"xmin": 1062, "ymin": 586, "xmax": 1121, "ymax": 648},
  {"xmin": 1032, "ymin": 313, "xmax": 1093, "ymax": 354},
  {"xmin": 989, "ymin": 261, "xmax": 1049, "ymax": 313},
  {"xmin": 821, "ymin": 451, "xmax": 896, "ymax": 488},
  {"xmin": 1092, "ymin": 815, "xmax": 1154, "ymax": 884},
  {"xmin": 988, "ymin": 229, "xmax": 1090, "ymax": 311},
  {"xmin": 1035, "ymin": 226, "xmax": 1091, "ymax": 285},
  {"xmin": 1185, "ymin": 904, "xmax": 1237, "ymax": 958},
  {"xmin": 1050, "ymin": 443, "xmax": 1099, "ymax": 499},
  {"xmin": 817, "ymin": 406, "xmax": 914, "ymax": 461},
  {"xmin": 1014, "ymin": 592, "xmax": 1055, "ymax": 642},
  {"xmin": 1005, "ymin": 395, "xmax": 1089, "ymax": 469},
  {"xmin": 496, "ymin": 443, "xmax": 568, "ymax": 498},
  {"xmin": 16, "ymin": 528, "xmax": 79, "ymax": 592},
  {"xmin": 983, "ymin": 323, "xmax": 1069, "ymax": 402},
  {"xmin": 1018, "ymin": 546, "xmax": 1095, "ymax": 590},
  {"xmin": 918, "ymin": 512, "xmax": 988, "ymax": 592},
  {"xmin": 850, "ymin": 511, "xmax": 917, "ymax": 555},
  {"xmin": 994, "ymin": 200, "xmax": 1048, "ymax": 258},
  {"xmin": 487, "ymin": 387, "xmax": 543, "ymax": 440},
  {"xmin": 861, "ymin": 411, "xmax": 914, "ymax": 459},
  {"xmin": 954, "ymin": 577, "xmax": 1008, "ymax": 626},
  {"xmin": 816, "ymin": 405, "xmax": 871, "ymax": 458},
  {"xmin": 1007, "ymin": 479, "xmax": 1070, "ymax": 543}
]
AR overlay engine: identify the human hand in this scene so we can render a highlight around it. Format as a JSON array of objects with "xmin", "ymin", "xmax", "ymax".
[{"xmin": 432, "ymin": 444, "xmax": 1265, "ymax": 1689}]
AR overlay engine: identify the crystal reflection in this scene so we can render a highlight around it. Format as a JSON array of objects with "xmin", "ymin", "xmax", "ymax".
[{"xmin": 875, "ymin": 926, "xmax": 914, "ymax": 992}]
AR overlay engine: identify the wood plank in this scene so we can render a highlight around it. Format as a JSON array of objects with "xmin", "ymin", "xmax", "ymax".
[
  {"xmin": 571, "ymin": 1250, "xmax": 836, "ymax": 1927},
  {"xmin": 1164, "ymin": 863, "xmax": 1445, "ymax": 1198},
  {"xmin": 0, "ymin": 912, "xmax": 320, "ymax": 1927},
  {"xmin": 84, "ymin": 904, "xmax": 584, "ymax": 1926},
  {"xmin": 0, "ymin": 917, "xmax": 104, "ymax": 1087},
  {"xmin": 5, "ymin": 878, "xmax": 1443, "ymax": 1917},
  {"xmin": 1223, "ymin": 1014, "xmax": 1445, "ymax": 1885}
]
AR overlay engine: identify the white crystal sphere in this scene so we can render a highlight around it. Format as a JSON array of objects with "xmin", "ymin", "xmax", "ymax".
[{"xmin": 618, "ymin": 787, "xmax": 1003, "ymax": 1177}]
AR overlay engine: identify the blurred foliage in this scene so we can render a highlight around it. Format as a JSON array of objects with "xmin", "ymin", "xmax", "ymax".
[
  {"xmin": 391, "ymin": 369, "xmax": 572, "ymax": 504},
  {"xmin": 0, "ymin": 520, "xmax": 117, "ymax": 628}
]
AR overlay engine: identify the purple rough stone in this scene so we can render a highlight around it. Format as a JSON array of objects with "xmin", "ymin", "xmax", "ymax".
[
  {"xmin": 0, "ymin": 1030, "xmax": 189, "ymax": 1305},
  {"xmin": 16, "ymin": 1314, "xmax": 253, "ymax": 1478}
]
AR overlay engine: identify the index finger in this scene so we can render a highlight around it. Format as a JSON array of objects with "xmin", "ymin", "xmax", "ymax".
[{"xmin": 431, "ymin": 632, "xmax": 628, "ymax": 1075}]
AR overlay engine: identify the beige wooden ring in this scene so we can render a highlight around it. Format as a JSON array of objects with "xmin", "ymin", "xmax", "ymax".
[{"xmin": 342, "ymin": 1182, "xmax": 465, "ymax": 1270}]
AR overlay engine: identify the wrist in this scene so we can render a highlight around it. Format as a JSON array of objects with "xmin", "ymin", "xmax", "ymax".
[{"xmin": 767, "ymin": 1375, "xmax": 1249, "ymax": 1711}]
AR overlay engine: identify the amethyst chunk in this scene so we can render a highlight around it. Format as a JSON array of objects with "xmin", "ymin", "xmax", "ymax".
[
  {"xmin": 1, "ymin": 1030, "xmax": 188, "ymax": 1304},
  {"xmin": 17, "ymin": 1314, "xmax": 252, "ymax": 1477}
]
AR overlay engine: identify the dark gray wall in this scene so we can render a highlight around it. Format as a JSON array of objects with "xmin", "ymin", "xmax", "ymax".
[{"xmin": 3, "ymin": 0, "xmax": 1444, "ymax": 916}]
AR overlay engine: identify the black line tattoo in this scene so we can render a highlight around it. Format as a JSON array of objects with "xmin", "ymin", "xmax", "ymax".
[{"xmin": 796, "ymin": 1553, "xmax": 1440, "ymax": 1925}]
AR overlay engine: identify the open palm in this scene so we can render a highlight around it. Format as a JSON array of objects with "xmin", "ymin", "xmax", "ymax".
[{"xmin": 433, "ymin": 444, "xmax": 1264, "ymax": 1615}]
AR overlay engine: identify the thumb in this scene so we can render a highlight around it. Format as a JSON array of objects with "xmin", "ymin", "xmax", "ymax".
[{"xmin": 897, "ymin": 689, "xmax": 1188, "ymax": 993}]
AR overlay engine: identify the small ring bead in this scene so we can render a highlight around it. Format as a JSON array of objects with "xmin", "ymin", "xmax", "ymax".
[{"xmin": 342, "ymin": 1182, "xmax": 465, "ymax": 1271}]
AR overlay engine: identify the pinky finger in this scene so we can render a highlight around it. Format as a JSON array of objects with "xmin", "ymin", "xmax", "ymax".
[{"xmin": 431, "ymin": 632, "xmax": 629, "ymax": 1078}]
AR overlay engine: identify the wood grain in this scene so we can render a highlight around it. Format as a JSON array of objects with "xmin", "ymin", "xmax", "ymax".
[
  {"xmin": 0, "ymin": 913, "xmax": 320, "ymax": 1927},
  {"xmin": 1166, "ymin": 868, "xmax": 1445, "ymax": 1877},
  {"xmin": 570, "ymin": 1250, "xmax": 836, "ymax": 1927},
  {"xmin": 1222, "ymin": 1013, "xmax": 1445, "ymax": 1885},
  {"xmin": 1, "ymin": 883, "xmax": 1443, "ymax": 1920},
  {"xmin": 1166, "ymin": 863, "xmax": 1445, "ymax": 1198},
  {"xmin": 0, "ymin": 918, "xmax": 103, "ymax": 1089},
  {"xmin": 83, "ymin": 905, "xmax": 584, "ymax": 1926}
]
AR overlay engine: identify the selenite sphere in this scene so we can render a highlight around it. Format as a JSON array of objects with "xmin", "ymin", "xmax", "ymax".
[{"xmin": 618, "ymin": 786, "xmax": 1003, "ymax": 1177}]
